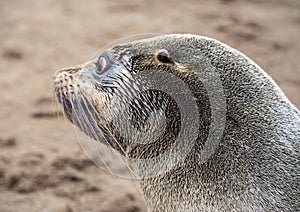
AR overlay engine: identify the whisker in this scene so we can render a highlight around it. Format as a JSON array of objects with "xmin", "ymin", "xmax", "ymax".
[
  {"xmin": 79, "ymin": 90, "xmax": 127, "ymax": 154},
  {"xmin": 54, "ymin": 73, "xmax": 139, "ymax": 178},
  {"xmin": 75, "ymin": 92, "xmax": 109, "ymax": 145},
  {"xmin": 58, "ymin": 84, "xmax": 70, "ymax": 126},
  {"xmin": 78, "ymin": 90, "xmax": 137, "ymax": 177},
  {"xmin": 64, "ymin": 81, "xmax": 92, "ymax": 136},
  {"xmin": 66, "ymin": 84, "xmax": 118, "ymax": 176},
  {"xmin": 75, "ymin": 107, "xmax": 114, "ymax": 175},
  {"xmin": 53, "ymin": 87, "xmax": 61, "ymax": 120}
]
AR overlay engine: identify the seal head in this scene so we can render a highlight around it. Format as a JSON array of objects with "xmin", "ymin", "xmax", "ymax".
[{"xmin": 54, "ymin": 34, "xmax": 300, "ymax": 211}]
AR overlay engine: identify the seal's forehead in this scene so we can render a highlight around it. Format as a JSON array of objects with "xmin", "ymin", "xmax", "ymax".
[
  {"xmin": 109, "ymin": 34, "xmax": 200, "ymax": 58},
  {"xmin": 105, "ymin": 34, "xmax": 210, "ymax": 67}
]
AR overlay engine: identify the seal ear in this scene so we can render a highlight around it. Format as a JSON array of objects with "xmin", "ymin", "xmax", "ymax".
[{"xmin": 156, "ymin": 49, "xmax": 173, "ymax": 63}]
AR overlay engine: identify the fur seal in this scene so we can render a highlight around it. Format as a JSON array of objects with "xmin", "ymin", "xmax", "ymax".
[{"xmin": 54, "ymin": 34, "xmax": 300, "ymax": 211}]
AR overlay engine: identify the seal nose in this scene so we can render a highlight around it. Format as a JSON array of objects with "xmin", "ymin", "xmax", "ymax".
[{"xmin": 52, "ymin": 64, "xmax": 85, "ymax": 80}]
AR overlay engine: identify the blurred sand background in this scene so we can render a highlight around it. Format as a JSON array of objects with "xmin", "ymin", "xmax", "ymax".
[{"xmin": 0, "ymin": 0, "xmax": 299, "ymax": 211}]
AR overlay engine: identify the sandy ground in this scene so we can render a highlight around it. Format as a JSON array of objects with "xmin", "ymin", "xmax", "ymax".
[{"xmin": 0, "ymin": 0, "xmax": 299, "ymax": 211}]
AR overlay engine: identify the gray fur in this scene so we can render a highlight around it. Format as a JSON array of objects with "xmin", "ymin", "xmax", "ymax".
[
  {"xmin": 54, "ymin": 34, "xmax": 300, "ymax": 211},
  {"xmin": 112, "ymin": 34, "xmax": 300, "ymax": 211}
]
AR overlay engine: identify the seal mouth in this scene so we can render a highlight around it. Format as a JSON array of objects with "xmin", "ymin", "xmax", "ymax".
[
  {"xmin": 59, "ymin": 92, "xmax": 74, "ymax": 123},
  {"xmin": 54, "ymin": 70, "xmax": 75, "ymax": 123},
  {"xmin": 53, "ymin": 70, "xmax": 120, "ymax": 150}
]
